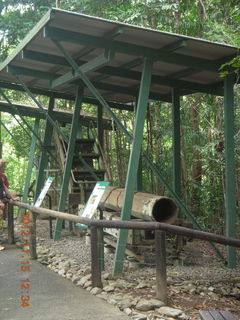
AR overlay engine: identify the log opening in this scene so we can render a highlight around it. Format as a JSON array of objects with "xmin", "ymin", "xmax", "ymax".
[{"xmin": 99, "ymin": 187, "xmax": 178, "ymax": 224}]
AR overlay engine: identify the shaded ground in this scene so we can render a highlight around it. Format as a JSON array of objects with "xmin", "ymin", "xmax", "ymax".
[{"xmin": 0, "ymin": 244, "xmax": 130, "ymax": 320}]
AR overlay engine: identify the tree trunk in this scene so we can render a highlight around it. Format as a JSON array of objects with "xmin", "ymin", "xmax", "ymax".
[{"xmin": 191, "ymin": 95, "xmax": 202, "ymax": 215}]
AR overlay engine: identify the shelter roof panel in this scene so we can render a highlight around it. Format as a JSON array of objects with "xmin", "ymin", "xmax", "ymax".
[
  {"xmin": 176, "ymin": 40, "xmax": 236, "ymax": 60},
  {"xmin": 0, "ymin": 8, "xmax": 238, "ymax": 105},
  {"xmin": 151, "ymin": 61, "xmax": 186, "ymax": 76},
  {"xmin": 182, "ymin": 71, "xmax": 220, "ymax": 84},
  {"xmin": 50, "ymin": 10, "xmax": 117, "ymax": 36}
]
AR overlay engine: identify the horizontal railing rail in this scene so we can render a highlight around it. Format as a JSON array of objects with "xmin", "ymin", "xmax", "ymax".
[{"xmin": 12, "ymin": 200, "xmax": 240, "ymax": 247}]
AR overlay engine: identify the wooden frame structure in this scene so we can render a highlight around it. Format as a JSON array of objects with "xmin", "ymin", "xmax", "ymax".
[{"xmin": 0, "ymin": 8, "xmax": 238, "ymax": 274}]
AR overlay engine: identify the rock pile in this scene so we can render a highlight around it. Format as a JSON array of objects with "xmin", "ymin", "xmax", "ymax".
[{"xmin": 36, "ymin": 244, "xmax": 190, "ymax": 320}]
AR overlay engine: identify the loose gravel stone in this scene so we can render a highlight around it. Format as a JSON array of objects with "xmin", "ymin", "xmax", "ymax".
[
  {"xmin": 136, "ymin": 298, "xmax": 165, "ymax": 311},
  {"xmin": 90, "ymin": 287, "xmax": 102, "ymax": 295}
]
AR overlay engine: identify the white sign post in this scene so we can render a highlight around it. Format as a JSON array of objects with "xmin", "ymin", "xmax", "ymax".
[
  {"xmin": 76, "ymin": 181, "xmax": 109, "ymax": 227},
  {"xmin": 34, "ymin": 177, "xmax": 54, "ymax": 207}
]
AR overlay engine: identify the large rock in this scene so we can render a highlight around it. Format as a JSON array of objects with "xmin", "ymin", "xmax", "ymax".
[
  {"xmin": 114, "ymin": 279, "xmax": 133, "ymax": 289},
  {"xmin": 131, "ymin": 313, "xmax": 147, "ymax": 320},
  {"xmin": 77, "ymin": 274, "xmax": 91, "ymax": 287},
  {"xmin": 117, "ymin": 298, "xmax": 132, "ymax": 309},
  {"xmin": 90, "ymin": 287, "xmax": 102, "ymax": 295},
  {"xmin": 71, "ymin": 275, "xmax": 81, "ymax": 283},
  {"xmin": 157, "ymin": 306, "xmax": 187, "ymax": 319},
  {"xmin": 136, "ymin": 298, "xmax": 165, "ymax": 311},
  {"xmin": 123, "ymin": 308, "xmax": 132, "ymax": 316},
  {"xmin": 83, "ymin": 280, "xmax": 92, "ymax": 288},
  {"xmin": 103, "ymin": 285, "xmax": 115, "ymax": 293},
  {"xmin": 58, "ymin": 268, "xmax": 67, "ymax": 277}
]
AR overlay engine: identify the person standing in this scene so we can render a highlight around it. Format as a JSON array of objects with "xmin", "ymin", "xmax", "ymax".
[{"xmin": 0, "ymin": 159, "xmax": 18, "ymax": 251}]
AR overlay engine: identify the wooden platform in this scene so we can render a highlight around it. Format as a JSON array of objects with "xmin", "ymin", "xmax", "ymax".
[{"xmin": 199, "ymin": 310, "xmax": 235, "ymax": 320}]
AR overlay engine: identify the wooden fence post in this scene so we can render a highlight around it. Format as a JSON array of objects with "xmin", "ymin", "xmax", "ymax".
[
  {"xmin": 90, "ymin": 226, "xmax": 102, "ymax": 288},
  {"xmin": 155, "ymin": 230, "xmax": 167, "ymax": 302},
  {"xmin": 99, "ymin": 208, "xmax": 105, "ymax": 271},
  {"xmin": 29, "ymin": 211, "xmax": 37, "ymax": 259},
  {"xmin": 7, "ymin": 202, "xmax": 14, "ymax": 244}
]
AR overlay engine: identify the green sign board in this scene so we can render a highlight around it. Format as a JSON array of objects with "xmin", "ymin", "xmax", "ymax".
[{"xmin": 76, "ymin": 181, "xmax": 109, "ymax": 227}]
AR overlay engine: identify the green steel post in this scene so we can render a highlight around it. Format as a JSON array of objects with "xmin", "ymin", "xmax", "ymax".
[
  {"xmin": 136, "ymin": 153, "xmax": 143, "ymax": 191},
  {"xmin": 0, "ymin": 112, "xmax": 2, "ymax": 158},
  {"xmin": 54, "ymin": 86, "xmax": 84, "ymax": 240},
  {"xmin": 224, "ymin": 74, "xmax": 236, "ymax": 268},
  {"xmin": 13, "ymin": 74, "xmax": 67, "ymax": 142},
  {"xmin": 22, "ymin": 118, "xmax": 40, "ymax": 204},
  {"xmin": 113, "ymin": 58, "xmax": 153, "ymax": 275},
  {"xmin": 35, "ymin": 96, "xmax": 55, "ymax": 201},
  {"xmin": 97, "ymin": 104, "xmax": 104, "ymax": 172},
  {"xmin": 172, "ymin": 89, "xmax": 181, "ymax": 200},
  {"xmin": 135, "ymin": 100, "xmax": 143, "ymax": 191},
  {"xmin": 76, "ymin": 125, "xmax": 82, "ymax": 139},
  {"xmin": 97, "ymin": 104, "xmax": 104, "ymax": 149}
]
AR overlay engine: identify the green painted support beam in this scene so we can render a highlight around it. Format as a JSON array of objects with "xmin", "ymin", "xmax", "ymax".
[
  {"xmin": 44, "ymin": 26, "xmax": 223, "ymax": 72},
  {"xmin": 78, "ymin": 153, "xmax": 100, "ymax": 181},
  {"xmin": 170, "ymin": 68, "xmax": 196, "ymax": 79},
  {"xmin": 22, "ymin": 49, "xmax": 69, "ymax": 66},
  {"xmin": 104, "ymin": 26, "xmax": 124, "ymax": 39},
  {"xmin": 35, "ymin": 96, "xmax": 55, "ymax": 201},
  {"xmin": 97, "ymin": 104, "xmax": 104, "ymax": 149},
  {"xmin": 52, "ymin": 39, "xmax": 133, "ymax": 141},
  {"xmin": 22, "ymin": 118, "xmax": 40, "ymax": 204},
  {"xmin": 97, "ymin": 67, "xmax": 223, "ymax": 96},
  {"xmin": 7, "ymin": 64, "xmax": 171, "ymax": 101},
  {"xmin": 161, "ymin": 40, "xmax": 187, "ymax": 52},
  {"xmin": 88, "ymin": 80, "xmax": 170, "ymax": 102},
  {"xmin": 0, "ymin": 89, "xmax": 43, "ymax": 146},
  {"xmin": 0, "ymin": 80, "xmax": 133, "ymax": 111},
  {"xmin": 0, "ymin": 113, "xmax": 2, "ymax": 158},
  {"xmin": 135, "ymin": 101, "xmax": 143, "ymax": 192},
  {"xmin": 0, "ymin": 9, "xmax": 54, "ymax": 70},
  {"xmin": 54, "ymin": 86, "xmax": 84, "ymax": 240},
  {"xmin": 172, "ymin": 89, "xmax": 181, "ymax": 199},
  {"xmin": 0, "ymin": 92, "xmax": 33, "ymax": 140},
  {"xmin": 12, "ymin": 74, "xmax": 67, "ymax": 142},
  {"xmin": 7, "ymin": 65, "xmax": 56, "ymax": 80},
  {"xmin": 0, "ymin": 101, "xmax": 113, "ymax": 130},
  {"xmin": 20, "ymin": 52, "xmax": 223, "ymax": 96},
  {"xmin": 51, "ymin": 49, "xmax": 115, "ymax": 88},
  {"xmin": 113, "ymin": 58, "xmax": 153, "ymax": 275},
  {"xmin": 136, "ymin": 149, "xmax": 143, "ymax": 192},
  {"xmin": 0, "ymin": 119, "xmax": 29, "ymax": 157},
  {"xmin": 223, "ymin": 74, "xmax": 237, "ymax": 268}
]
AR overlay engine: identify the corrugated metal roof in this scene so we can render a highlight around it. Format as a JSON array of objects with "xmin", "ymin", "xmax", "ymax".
[{"xmin": 0, "ymin": 8, "xmax": 238, "ymax": 103}]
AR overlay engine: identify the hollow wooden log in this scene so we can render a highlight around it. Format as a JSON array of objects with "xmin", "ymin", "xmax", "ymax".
[{"xmin": 99, "ymin": 187, "xmax": 178, "ymax": 223}]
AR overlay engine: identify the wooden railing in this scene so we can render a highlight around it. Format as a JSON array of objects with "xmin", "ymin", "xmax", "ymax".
[{"xmin": 8, "ymin": 200, "xmax": 240, "ymax": 302}]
